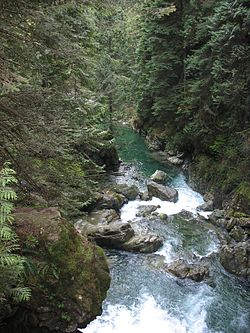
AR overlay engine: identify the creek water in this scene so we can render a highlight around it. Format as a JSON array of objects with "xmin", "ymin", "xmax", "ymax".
[{"xmin": 81, "ymin": 127, "xmax": 250, "ymax": 333}]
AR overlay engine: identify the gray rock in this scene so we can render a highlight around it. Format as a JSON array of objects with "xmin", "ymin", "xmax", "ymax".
[
  {"xmin": 166, "ymin": 149, "xmax": 175, "ymax": 156},
  {"xmin": 123, "ymin": 234, "xmax": 163, "ymax": 253},
  {"xmin": 229, "ymin": 226, "xmax": 247, "ymax": 242},
  {"xmin": 220, "ymin": 241, "xmax": 250, "ymax": 280},
  {"xmin": 167, "ymin": 156, "xmax": 183, "ymax": 166},
  {"xmin": 140, "ymin": 191, "xmax": 152, "ymax": 201},
  {"xmin": 76, "ymin": 220, "xmax": 162, "ymax": 254},
  {"xmin": 87, "ymin": 209, "xmax": 119, "ymax": 225},
  {"xmin": 165, "ymin": 259, "xmax": 209, "ymax": 282},
  {"xmin": 197, "ymin": 200, "xmax": 214, "ymax": 211},
  {"xmin": 78, "ymin": 221, "xmax": 135, "ymax": 247},
  {"xmin": 150, "ymin": 170, "xmax": 168, "ymax": 184},
  {"xmin": 175, "ymin": 210, "xmax": 195, "ymax": 221},
  {"xmin": 136, "ymin": 205, "xmax": 160, "ymax": 218},
  {"xmin": 147, "ymin": 182, "xmax": 178, "ymax": 202},
  {"xmin": 94, "ymin": 190, "xmax": 127, "ymax": 210},
  {"xmin": 208, "ymin": 210, "xmax": 228, "ymax": 228},
  {"xmin": 113, "ymin": 184, "xmax": 139, "ymax": 201}
]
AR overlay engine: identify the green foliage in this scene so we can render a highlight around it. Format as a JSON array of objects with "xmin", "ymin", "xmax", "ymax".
[
  {"xmin": 134, "ymin": 0, "xmax": 184, "ymax": 128},
  {"xmin": 0, "ymin": 0, "xmax": 119, "ymax": 216},
  {"xmin": 130, "ymin": 0, "xmax": 250, "ymax": 200},
  {"xmin": 0, "ymin": 162, "xmax": 31, "ymax": 303}
]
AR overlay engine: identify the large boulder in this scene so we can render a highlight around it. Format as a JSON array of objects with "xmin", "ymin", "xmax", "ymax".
[
  {"xmin": 165, "ymin": 259, "xmax": 209, "ymax": 282},
  {"xmin": 123, "ymin": 234, "xmax": 163, "ymax": 253},
  {"xmin": 112, "ymin": 184, "xmax": 139, "ymax": 201},
  {"xmin": 4, "ymin": 207, "xmax": 110, "ymax": 333},
  {"xmin": 208, "ymin": 211, "xmax": 250, "ymax": 280},
  {"xmin": 140, "ymin": 191, "xmax": 152, "ymax": 201},
  {"xmin": 147, "ymin": 182, "xmax": 178, "ymax": 202},
  {"xmin": 76, "ymin": 219, "xmax": 163, "ymax": 254},
  {"xmin": 87, "ymin": 209, "xmax": 120, "ymax": 225},
  {"xmin": 76, "ymin": 221, "xmax": 135, "ymax": 248},
  {"xmin": 136, "ymin": 205, "xmax": 160, "ymax": 218},
  {"xmin": 167, "ymin": 156, "xmax": 183, "ymax": 166},
  {"xmin": 93, "ymin": 190, "xmax": 127, "ymax": 211},
  {"xmin": 219, "ymin": 241, "xmax": 250, "ymax": 280},
  {"xmin": 150, "ymin": 170, "xmax": 168, "ymax": 184}
]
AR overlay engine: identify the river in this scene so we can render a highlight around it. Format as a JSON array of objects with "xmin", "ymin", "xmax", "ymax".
[{"xmin": 81, "ymin": 126, "xmax": 250, "ymax": 333}]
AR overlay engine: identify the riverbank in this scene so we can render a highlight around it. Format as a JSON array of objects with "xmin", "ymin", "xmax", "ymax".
[{"xmin": 129, "ymin": 124, "xmax": 250, "ymax": 281}]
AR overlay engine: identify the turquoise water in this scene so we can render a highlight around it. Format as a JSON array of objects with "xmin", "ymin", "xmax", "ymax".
[
  {"xmin": 81, "ymin": 126, "xmax": 250, "ymax": 333},
  {"xmin": 114, "ymin": 126, "xmax": 176, "ymax": 179}
]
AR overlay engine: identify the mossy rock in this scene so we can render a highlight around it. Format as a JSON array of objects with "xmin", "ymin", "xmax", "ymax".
[
  {"xmin": 3, "ymin": 207, "xmax": 110, "ymax": 333},
  {"xmin": 112, "ymin": 184, "xmax": 139, "ymax": 200},
  {"xmin": 230, "ymin": 182, "xmax": 250, "ymax": 215}
]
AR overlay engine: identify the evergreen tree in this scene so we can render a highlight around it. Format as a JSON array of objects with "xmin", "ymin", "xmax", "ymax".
[
  {"xmin": 134, "ymin": 0, "xmax": 182, "ymax": 131},
  {"xmin": 0, "ymin": 0, "xmax": 117, "ymax": 215},
  {"xmin": 133, "ymin": 0, "xmax": 250, "ymax": 201}
]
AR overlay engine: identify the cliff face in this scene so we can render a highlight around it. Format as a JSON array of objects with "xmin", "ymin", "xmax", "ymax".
[{"xmin": 1, "ymin": 207, "xmax": 110, "ymax": 333}]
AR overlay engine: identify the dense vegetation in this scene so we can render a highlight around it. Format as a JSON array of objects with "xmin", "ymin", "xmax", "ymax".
[
  {"xmin": 0, "ymin": 0, "xmax": 116, "ymax": 322},
  {"xmin": 0, "ymin": 0, "xmax": 120, "ymax": 217},
  {"xmin": 0, "ymin": 0, "xmax": 249, "ymax": 330},
  {"xmin": 0, "ymin": 163, "xmax": 31, "ymax": 305},
  {"xmin": 130, "ymin": 0, "xmax": 250, "ymax": 210}
]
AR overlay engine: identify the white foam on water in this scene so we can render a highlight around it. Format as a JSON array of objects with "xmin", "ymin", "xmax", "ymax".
[
  {"xmin": 202, "ymin": 239, "xmax": 219, "ymax": 258},
  {"xmin": 198, "ymin": 211, "xmax": 213, "ymax": 219},
  {"xmin": 79, "ymin": 294, "xmax": 210, "ymax": 333},
  {"xmin": 183, "ymin": 286, "xmax": 212, "ymax": 333},
  {"xmin": 156, "ymin": 239, "xmax": 179, "ymax": 263},
  {"xmin": 120, "ymin": 174, "xmax": 204, "ymax": 222}
]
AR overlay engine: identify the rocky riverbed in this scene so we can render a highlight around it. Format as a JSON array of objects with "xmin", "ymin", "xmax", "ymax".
[{"xmin": 80, "ymin": 126, "xmax": 250, "ymax": 333}]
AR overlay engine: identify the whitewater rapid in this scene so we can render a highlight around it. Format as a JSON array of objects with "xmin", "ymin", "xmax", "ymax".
[
  {"xmin": 80, "ymin": 173, "xmax": 219, "ymax": 333},
  {"xmin": 120, "ymin": 173, "xmax": 205, "ymax": 222}
]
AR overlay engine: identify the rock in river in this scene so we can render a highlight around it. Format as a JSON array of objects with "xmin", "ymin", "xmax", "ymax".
[
  {"xmin": 136, "ymin": 205, "xmax": 160, "ymax": 218},
  {"xmin": 150, "ymin": 170, "xmax": 168, "ymax": 184},
  {"xmin": 112, "ymin": 183, "xmax": 139, "ymax": 200},
  {"xmin": 94, "ymin": 190, "xmax": 127, "ymax": 211},
  {"xmin": 167, "ymin": 156, "xmax": 183, "ymax": 166},
  {"xmin": 76, "ymin": 218, "xmax": 163, "ymax": 254},
  {"xmin": 77, "ymin": 221, "xmax": 135, "ymax": 247},
  {"xmin": 123, "ymin": 234, "xmax": 163, "ymax": 253},
  {"xmin": 165, "ymin": 259, "xmax": 209, "ymax": 282},
  {"xmin": 147, "ymin": 181, "xmax": 178, "ymax": 202}
]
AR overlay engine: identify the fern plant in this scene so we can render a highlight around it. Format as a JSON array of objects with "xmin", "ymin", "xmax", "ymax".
[{"xmin": 0, "ymin": 162, "xmax": 31, "ymax": 303}]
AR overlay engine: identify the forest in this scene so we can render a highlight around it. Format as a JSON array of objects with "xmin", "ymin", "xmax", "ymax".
[{"xmin": 0, "ymin": 0, "xmax": 249, "ymax": 332}]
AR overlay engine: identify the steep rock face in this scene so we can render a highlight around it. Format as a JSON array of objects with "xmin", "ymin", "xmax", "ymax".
[
  {"xmin": 77, "ymin": 143, "xmax": 120, "ymax": 172},
  {"xmin": 220, "ymin": 241, "xmax": 250, "ymax": 281},
  {"xmin": 2, "ymin": 208, "xmax": 110, "ymax": 333},
  {"xmin": 208, "ymin": 212, "xmax": 250, "ymax": 281},
  {"xmin": 98, "ymin": 146, "xmax": 120, "ymax": 171}
]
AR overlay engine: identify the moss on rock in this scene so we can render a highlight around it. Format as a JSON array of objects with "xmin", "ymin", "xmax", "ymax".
[{"xmin": 2, "ymin": 207, "xmax": 110, "ymax": 333}]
